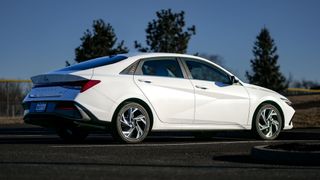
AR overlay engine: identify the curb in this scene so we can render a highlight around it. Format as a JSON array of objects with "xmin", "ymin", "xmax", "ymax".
[{"xmin": 251, "ymin": 143, "xmax": 320, "ymax": 165}]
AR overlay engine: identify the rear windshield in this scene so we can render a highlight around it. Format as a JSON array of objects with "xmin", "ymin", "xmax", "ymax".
[{"xmin": 57, "ymin": 55, "xmax": 127, "ymax": 71}]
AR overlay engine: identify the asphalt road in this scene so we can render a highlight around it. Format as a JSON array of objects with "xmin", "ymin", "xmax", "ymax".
[{"xmin": 0, "ymin": 124, "xmax": 320, "ymax": 180}]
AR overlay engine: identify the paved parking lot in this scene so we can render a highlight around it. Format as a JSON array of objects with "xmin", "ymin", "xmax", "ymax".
[{"xmin": 0, "ymin": 124, "xmax": 320, "ymax": 180}]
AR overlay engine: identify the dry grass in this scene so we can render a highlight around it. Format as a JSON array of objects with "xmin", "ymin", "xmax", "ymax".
[
  {"xmin": 0, "ymin": 95, "xmax": 319, "ymax": 128},
  {"xmin": 0, "ymin": 117, "xmax": 23, "ymax": 124}
]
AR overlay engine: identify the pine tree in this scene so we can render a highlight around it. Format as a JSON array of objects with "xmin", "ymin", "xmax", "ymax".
[
  {"xmin": 75, "ymin": 19, "xmax": 128, "ymax": 63},
  {"xmin": 135, "ymin": 9, "xmax": 196, "ymax": 53},
  {"xmin": 246, "ymin": 27, "xmax": 287, "ymax": 93}
]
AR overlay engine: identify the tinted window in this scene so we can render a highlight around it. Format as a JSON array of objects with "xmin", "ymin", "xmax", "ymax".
[
  {"xmin": 57, "ymin": 55, "xmax": 127, "ymax": 71},
  {"xmin": 185, "ymin": 60, "xmax": 231, "ymax": 84},
  {"xmin": 141, "ymin": 59, "xmax": 183, "ymax": 78}
]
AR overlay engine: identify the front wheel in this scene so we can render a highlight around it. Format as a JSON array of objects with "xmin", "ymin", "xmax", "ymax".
[
  {"xmin": 252, "ymin": 103, "xmax": 283, "ymax": 140},
  {"xmin": 112, "ymin": 102, "xmax": 151, "ymax": 143}
]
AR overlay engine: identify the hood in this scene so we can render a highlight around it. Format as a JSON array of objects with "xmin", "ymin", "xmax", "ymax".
[
  {"xmin": 242, "ymin": 83, "xmax": 278, "ymax": 95},
  {"xmin": 242, "ymin": 83, "xmax": 291, "ymax": 104}
]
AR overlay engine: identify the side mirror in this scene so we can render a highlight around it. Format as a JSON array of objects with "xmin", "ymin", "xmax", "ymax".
[{"xmin": 230, "ymin": 76, "xmax": 239, "ymax": 84}]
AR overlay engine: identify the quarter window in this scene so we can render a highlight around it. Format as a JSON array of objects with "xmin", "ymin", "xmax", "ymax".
[
  {"xmin": 141, "ymin": 59, "xmax": 184, "ymax": 78},
  {"xmin": 185, "ymin": 60, "xmax": 231, "ymax": 84}
]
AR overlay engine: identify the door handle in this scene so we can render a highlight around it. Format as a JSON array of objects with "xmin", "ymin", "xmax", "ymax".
[
  {"xmin": 138, "ymin": 79, "xmax": 152, "ymax": 84},
  {"xmin": 195, "ymin": 85, "xmax": 207, "ymax": 90}
]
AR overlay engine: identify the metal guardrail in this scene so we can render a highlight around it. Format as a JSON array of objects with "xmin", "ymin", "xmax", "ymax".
[{"xmin": 0, "ymin": 79, "xmax": 32, "ymax": 83}]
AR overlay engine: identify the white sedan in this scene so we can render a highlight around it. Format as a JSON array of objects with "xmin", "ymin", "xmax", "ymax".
[{"xmin": 23, "ymin": 53, "xmax": 295, "ymax": 143}]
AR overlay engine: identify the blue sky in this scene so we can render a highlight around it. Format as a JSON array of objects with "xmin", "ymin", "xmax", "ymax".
[{"xmin": 0, "ymin": 0, "xmax": 319, "ymax": 83}]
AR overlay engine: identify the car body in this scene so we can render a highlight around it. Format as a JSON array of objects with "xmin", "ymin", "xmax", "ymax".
[{"xmin": 22, "ymin": 53, "xmax": 295, "ymax": 143}]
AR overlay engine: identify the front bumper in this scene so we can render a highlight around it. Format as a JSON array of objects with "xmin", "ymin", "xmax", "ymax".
[{"xmin": 283, "ymin": 105, "xmax": 295, "ymax": 130}]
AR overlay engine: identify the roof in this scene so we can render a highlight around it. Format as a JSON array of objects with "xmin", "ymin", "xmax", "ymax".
[{"xmin": 124, "ymin": 52, "xmax": 203, "ymax": 60}]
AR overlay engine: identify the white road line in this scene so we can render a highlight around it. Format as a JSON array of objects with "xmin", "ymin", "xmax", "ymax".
[{"xmin": 50, "ymin": 139, "xmax": 319, "ymax": 148}]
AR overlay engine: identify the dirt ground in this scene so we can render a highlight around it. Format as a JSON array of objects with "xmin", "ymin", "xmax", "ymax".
[
  {"xmin": 0, "ymin": 94, "xmax": 319, "ymax": 128},
  {"xmin": 289, "ymin": 94, "xmax": 320, "ymax": 128}
]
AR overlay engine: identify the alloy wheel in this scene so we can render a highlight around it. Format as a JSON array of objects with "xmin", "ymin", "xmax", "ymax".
[
  {"xmin": 254, "ymin": 104, "xmax": 282, "ymax": 140},
  {"xmin": 120, "ymin": 107, "xmax": 147, "ymax": 139},
  {"xmin": 113, "ymin": 102, "xmax": 150, "ymax": 143}
]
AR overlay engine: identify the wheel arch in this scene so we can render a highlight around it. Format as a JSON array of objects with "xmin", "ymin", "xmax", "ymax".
[
  {"xmin": 252, "ymin": 100, "xmax": 285, "ymax": 130},
  {"xmin": 111, "ymin": 98, "xmax": 154, "ymax": 130}
]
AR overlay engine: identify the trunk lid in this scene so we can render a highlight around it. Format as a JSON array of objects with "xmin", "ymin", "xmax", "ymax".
[{"xmin": 31, "ymin": 71, "xmax": 92, "ymax": 85}]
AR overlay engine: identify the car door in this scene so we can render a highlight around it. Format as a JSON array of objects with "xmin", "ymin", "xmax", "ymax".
[
  {"xmin": 182, "ymin": 58, "xmax": 250, "ymax": 125},
  {"xmin": 134, "ymin": 57, "xmax": 195, "ymax": 124}
]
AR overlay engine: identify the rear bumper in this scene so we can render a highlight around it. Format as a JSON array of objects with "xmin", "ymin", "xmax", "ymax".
[
  {"xmin": 23, "ymin": 101, "xmax": 110, "ymax": 129},
  {"xmin": 24, "ymin": 85, "xmax": 114, "ymax": 123}
]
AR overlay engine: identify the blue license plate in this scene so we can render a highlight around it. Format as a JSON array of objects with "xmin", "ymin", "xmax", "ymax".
[{"xmin": 35, "ymin": 102, "xmax": 47, "ymax": 112}]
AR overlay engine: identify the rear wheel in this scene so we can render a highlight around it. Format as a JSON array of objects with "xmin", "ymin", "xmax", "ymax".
[
  {"xmin": 57, "ymin": 126, "xmax": 88, "ymax": 143},
  {"xmin": 112, "ymin": 102, "xmax": 151, "ymax": 143},
  {"xmin": 252, "ymin": 103, "xmax": 282, "ymax": 140}
]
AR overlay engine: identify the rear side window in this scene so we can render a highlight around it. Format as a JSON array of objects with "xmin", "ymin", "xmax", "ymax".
[{"xmin": 140, "ymin": 59, "xmax": 184, "ymax": 78}]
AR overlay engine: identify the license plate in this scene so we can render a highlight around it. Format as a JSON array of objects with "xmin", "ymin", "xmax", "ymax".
[{"xmin": 35, "ymin": 102, "xmax": 47, "ymax": 112}]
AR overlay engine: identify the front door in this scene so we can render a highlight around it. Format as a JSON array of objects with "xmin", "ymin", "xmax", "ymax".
[{"xmin": 183, "ymin": 58, "xmax": 250, "ymax": 126}]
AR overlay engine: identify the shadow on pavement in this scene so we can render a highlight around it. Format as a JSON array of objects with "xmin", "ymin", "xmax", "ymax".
[
  {"xmin": 0, "ymin": 125, "xmax": 319, "ymax": 145},
  {"xmin": 214, "ymin": 154, "xmax": 320, "ymax": 167}
]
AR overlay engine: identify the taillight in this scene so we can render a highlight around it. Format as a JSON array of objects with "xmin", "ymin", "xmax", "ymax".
[
  {"xmin": 80, "ymin": 80, "xmax": 101, "ymax": 93},
  {"xmin": 33, "ymin": 80, "xmax": 101, "ymax": 92}
]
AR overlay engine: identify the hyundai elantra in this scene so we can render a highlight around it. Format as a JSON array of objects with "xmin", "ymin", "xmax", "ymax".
[{"xmin": 23, "ymin": 53, "xmax": 295, "ymax": 143}]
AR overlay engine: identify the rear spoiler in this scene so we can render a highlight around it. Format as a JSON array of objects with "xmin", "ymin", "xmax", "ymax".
[{"xmin": 31, "ymin": 74, "xmax": 89, "ymax": 85}]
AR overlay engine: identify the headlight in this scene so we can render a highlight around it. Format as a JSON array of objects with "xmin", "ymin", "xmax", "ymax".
[{"xmin": 281, "ymin": 97, "xmax": 292, "ymax": 106}]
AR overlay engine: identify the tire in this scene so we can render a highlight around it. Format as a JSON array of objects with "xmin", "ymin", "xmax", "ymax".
[
  {"xmin": 57, "ymin": 126, "xmax": 88, "ymax": 143},
  {"xmin": 112, "ymin": 102, "xmax": 151, "ymax": 143},
  {"xmin": 252, "ymin": 103, "xmax": 283, "ymax": 140}
]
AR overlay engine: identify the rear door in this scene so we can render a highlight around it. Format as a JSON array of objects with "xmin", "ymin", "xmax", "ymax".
[
  {"xmin": 181, "ymin": 58, "xmax": 250, "ymax": 125},
  {"xmin": 133, "ymin": 57, "xmax": 195, "ymax": 124}
]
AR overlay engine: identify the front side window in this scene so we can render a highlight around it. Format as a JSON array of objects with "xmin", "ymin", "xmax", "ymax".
[
  {"xmin": 141, "ymin": 59, "xmax": 184, "ymax": 78},
  {"xmin": 185, "ymin": 60, "xmax": 231, "ymax": 84}
]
